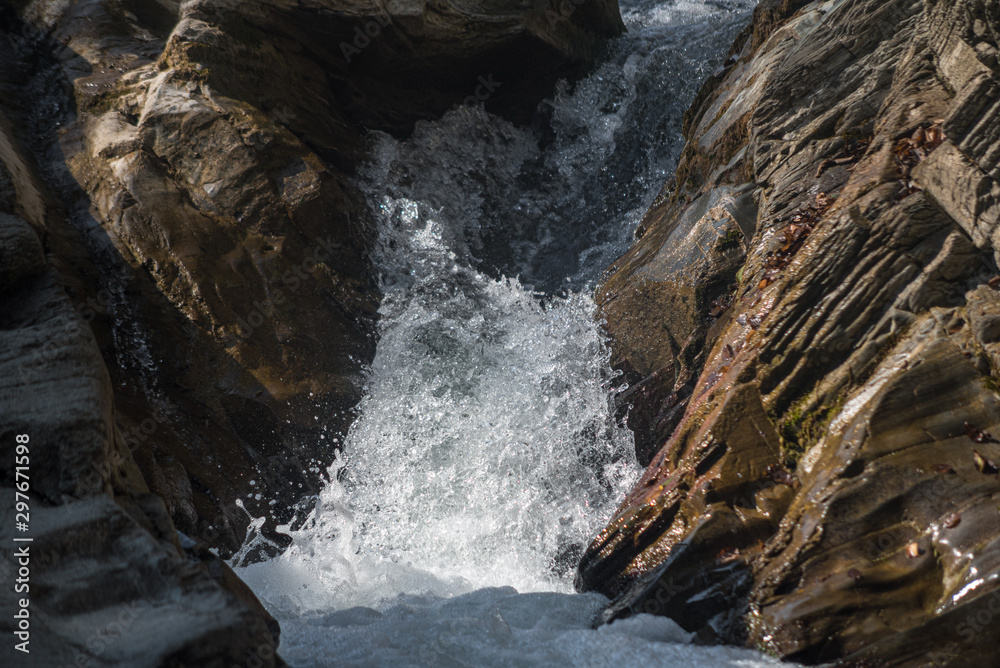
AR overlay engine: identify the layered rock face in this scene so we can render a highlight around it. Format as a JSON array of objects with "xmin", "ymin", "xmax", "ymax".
[
  {"xmin": 0, "ymin": 0, "xmax": 623, "ymax": 664},
  {"xmin": 580, "ymin": 0, "xmax": 1000, "ymax": 665},
  {"xmin": 0, "ymin": 108, "xmax": 283, "ymax": 666}
]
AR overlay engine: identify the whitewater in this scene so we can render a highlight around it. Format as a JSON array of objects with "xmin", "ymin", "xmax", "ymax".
[{"xmin": 238, "ymin": 1, "xmax": 795, "ymax": 666}]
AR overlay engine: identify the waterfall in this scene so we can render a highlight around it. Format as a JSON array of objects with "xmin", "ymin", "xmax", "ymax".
[{"xmin": 239, "ymin": 1, "xmax": 792, "ymax": 665}]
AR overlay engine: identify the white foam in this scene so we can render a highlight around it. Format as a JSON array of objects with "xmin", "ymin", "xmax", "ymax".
[
  {"xmin": 238, "ymin": 2, "xmax": 790, "ymax": 666},
  {"xmin": 240, "ymin": 192, "xmax": 639, "ymax": 609},
  {"xmin": 248, "ymin": 587, "xmax": 789, "ymax": 668}
]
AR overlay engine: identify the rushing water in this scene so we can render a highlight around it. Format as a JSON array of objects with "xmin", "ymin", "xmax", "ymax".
[{"xmin": 240, "ymin": 1, "xmax": 790, "ymax": 666}]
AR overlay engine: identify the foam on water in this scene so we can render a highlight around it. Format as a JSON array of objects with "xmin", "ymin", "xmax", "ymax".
[
  {"xmin": 240, "ymin": 1, "xmax": 791, "ymax": 665},
  {"xmin": 240, "ymin": 112, "xmax": 639, "ymax": 609},
  {"xmin": 267, "ymin": 587, "xmax": 790, "ymax": 668}
]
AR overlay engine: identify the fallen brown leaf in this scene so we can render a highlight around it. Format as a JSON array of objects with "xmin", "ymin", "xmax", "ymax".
[
  {"xmin": 966, "ymin": 422, "xmax": 1000, "ymax": 444},
  {"xmin": 767, "ymin": 464, "xmax": 797, "ymax": 488},
  {"xmin": 973, "ymin": 449, "xmax": 999, "ymax": 474}
]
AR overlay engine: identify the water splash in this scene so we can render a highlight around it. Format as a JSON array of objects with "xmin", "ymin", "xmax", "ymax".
[
  {"xmin": 340, "ymin": 208, "xmax": 637, "ymax": 585},
  {"xmin": 239, "ymin": 1, "xmax": 793, "ymax": 665},
  {"xmin": 242, "ymin": 180, "xmax": 639, "ymax": 610}
]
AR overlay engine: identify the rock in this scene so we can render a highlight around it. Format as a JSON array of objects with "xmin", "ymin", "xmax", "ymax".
[
  {"xmin": 0, "ymin": 188, "xmax": 282, "ymax": 665},
  {"xmin": 178, "ymin": 530, "xmax": 283, "ymax": 646},
  {"xmin": 0, "ymin": 494, "xmax": 282, "ymax": 668},
  {"xmin": 169, "ymin": 0, "xmax": 625, "ymax": 134},
  {"xmin": 0, "ymin": 189, "xmax": 134, "ymax": 508},
  {"xmin": 601, "ymin": 182, "xmax": 756, "ymax": 464},
  {"xmin": 580, "ymin": 0, "xmax": 1000, "ymax": 665}
]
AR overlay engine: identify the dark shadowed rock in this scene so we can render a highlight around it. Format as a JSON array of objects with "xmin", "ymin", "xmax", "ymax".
[
  {"xmin": 0, "ymin": 189, "xmax": 282, "ymax": 665},
  {"xmin": 0, "ymin": 494, "xmax": 282, "ymax": 667}
]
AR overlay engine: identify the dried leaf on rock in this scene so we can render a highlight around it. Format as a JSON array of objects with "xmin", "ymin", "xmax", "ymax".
[
  {"xmin": 973, "ymin": 449, "xmax": 999, "ymax": 474},
  {"xmin": 965, "ymin": 421, "xmax": 999, "ymax": 444}
]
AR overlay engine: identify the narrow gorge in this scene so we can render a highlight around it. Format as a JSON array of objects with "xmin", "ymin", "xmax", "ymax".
[{"xmin": 1, "ymin": 0, "xmax": 999, "ymax": 667}]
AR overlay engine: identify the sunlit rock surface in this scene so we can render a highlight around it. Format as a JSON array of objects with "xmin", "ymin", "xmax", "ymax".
[{"xmin": 580, "ymin": 0, "xmax": 1000, "ymax": 665}]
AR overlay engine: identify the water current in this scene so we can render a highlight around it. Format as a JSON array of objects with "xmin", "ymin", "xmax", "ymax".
[{"xmin": 239, "ymin": 2, "xmax": 794, "ymax": 665}]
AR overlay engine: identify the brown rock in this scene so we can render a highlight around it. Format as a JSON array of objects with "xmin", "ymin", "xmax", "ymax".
[{"xmin": 581, "ymin": 0, "xmax": 1000, "ymax": 665}]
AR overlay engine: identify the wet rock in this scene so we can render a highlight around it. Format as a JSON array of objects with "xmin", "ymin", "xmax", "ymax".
[
  {"xmin": 582, "ymin": 0, "xmax": 1000, "ymax": 665},
  {"xmin": 0, "ymin": 199, "xmax": 282, "ymax": 664},
  {"xmin": 600, "ymin": 183, "xmax": 755, "ymax": 465}
]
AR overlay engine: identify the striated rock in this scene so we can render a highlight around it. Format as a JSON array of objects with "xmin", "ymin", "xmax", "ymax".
[
  {"xmin": 580, "ymin": 0, "xmax": 1000, "ymax": 665},
  {"xmin": 0, "ymin": 495, "xmax": 283, "ymax": 667},
  {"xmin": 0, "ymin": 178, "xmax": 282, "ymax": 664},
  {"xmin": 602, "ymin": 182, "xmax": 756, "ymax": 465}
]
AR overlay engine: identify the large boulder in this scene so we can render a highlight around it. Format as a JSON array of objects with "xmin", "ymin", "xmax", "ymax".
[{"xmin": 579, "ymin": 0, "xmax": 1000, "ymax": 665}]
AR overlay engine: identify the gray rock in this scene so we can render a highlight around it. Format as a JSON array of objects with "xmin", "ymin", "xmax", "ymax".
[
  {"xmin": 0, "ymin": 208, "xmax": 282, "ymax": 665},
  {"xmin": 0, "ymin": 493, "xmax": 279, "ymax": 667}
]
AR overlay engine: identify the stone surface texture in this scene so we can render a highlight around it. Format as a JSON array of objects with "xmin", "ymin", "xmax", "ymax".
[{"xmin": 579, "ymin": 0, "xmax": 1000, "ymax": 665}]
